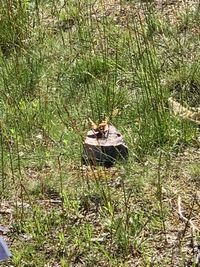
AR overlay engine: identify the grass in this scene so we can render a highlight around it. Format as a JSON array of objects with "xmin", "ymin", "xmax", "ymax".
[{"xmin": 0, "ymin": 0, "xmax": 200, "ymax": 266}]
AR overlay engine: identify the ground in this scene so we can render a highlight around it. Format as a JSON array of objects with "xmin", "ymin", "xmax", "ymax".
[{"xmin": 0, "ymin": 0, "xmax": 200, "ymax": 266}]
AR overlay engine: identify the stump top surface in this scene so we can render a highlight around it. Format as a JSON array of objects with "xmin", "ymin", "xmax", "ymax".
[{"xmin": 84, "ymin": 125, "xmax": 127, "ymax": 147}]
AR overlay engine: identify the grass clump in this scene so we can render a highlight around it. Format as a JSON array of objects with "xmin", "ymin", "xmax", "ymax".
[{"xmin": 0, "ymin": 1, "xmax": 31, "ymax": 57}]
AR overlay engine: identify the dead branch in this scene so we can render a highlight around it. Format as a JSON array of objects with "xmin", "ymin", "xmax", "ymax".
[
  {"xmin": 177, "ymin": 196, "xmax": 200, "ymax": 265},
  {"xmin": 177, "ymin": 196, "xmax": 199, "ymax": 233}
]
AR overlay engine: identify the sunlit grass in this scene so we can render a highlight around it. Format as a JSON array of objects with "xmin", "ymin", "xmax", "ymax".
[{"xmin": 0, "ymin": 0, "xmax": 200, "ymax": 266}]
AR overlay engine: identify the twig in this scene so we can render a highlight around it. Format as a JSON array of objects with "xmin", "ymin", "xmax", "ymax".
[
  {"xmin": 177, "ymin": 196, "xmax": 199, "ymax": 233},
  {"xmin": 177, "ymin": 196, "xmax": 200, "ymax": 265}
]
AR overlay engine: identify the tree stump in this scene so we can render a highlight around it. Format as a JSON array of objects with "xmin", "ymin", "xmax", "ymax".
[{"xmin": 82, "ymin": 124, "xmax": 128, "ymax": 168}]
